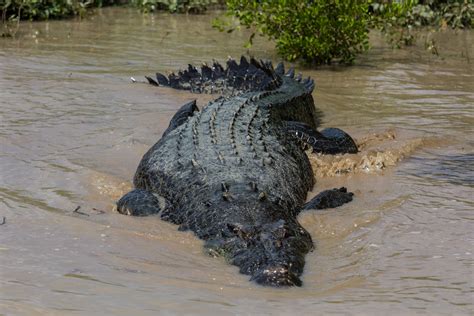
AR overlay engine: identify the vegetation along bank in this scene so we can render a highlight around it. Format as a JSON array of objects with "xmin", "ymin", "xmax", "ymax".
[{"xmin": 1, "ymin": 0, "xmax": 472, "ymax": 65}]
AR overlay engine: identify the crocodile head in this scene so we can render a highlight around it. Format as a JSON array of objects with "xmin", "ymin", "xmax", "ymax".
[{"xmin": 205, "ymin": 217, "xmax": 313, "ymax": 287}]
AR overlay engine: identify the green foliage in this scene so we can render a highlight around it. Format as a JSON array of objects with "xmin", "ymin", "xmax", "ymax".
[
  {"xmin": 370, "ymin": 0, "xmax": 473, "ymax": 48},
  {"xmin": 0, "ymin": 0, "xmax": 119, "ymax": 21},
  {"xmin": 216, "ymin": 1, "xmax": 372, "ymax": 65},
  {"xmin": 130, "ymin": 0, "xmax": 223, "ymax": 13},
  {"xmin": 0, "ymin": 0, "xmax": 223, "ymax": 27},
  {"xmin": 0, "ymin": 0, "xmax": 223, "ymax": 37},
  {"xmin": 368, "ymin": 0, "xmax": 472, "ymax": 30},
  {"xmin": 217, "ymin": 0, "xmax": 472, "ymax": 64},
  {"xmin": 369, "ymin": 0, "xmax": 419, "ymax": 47},
  {"xmin": 437, "ymin": 0, "xmax": 473, "ymax": 29},
  {"xmin": 1, "ymin": 0, "xmax": 97, "ymax": 36}
]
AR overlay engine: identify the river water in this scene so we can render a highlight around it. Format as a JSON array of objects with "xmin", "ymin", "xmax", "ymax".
[{"xmin": 0, "ymin": 8, "xmax": 473, "ymax": 315}]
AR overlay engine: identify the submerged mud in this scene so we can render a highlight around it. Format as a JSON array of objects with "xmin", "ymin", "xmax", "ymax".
[{"xmin": 1, "ymin": 7, "xmax": 473, "ymax": 315}]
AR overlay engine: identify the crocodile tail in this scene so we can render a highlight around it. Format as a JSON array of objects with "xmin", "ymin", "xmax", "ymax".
[{"xmin": 146, "ymin": 56, "xmax": 285, "ymax": 94}]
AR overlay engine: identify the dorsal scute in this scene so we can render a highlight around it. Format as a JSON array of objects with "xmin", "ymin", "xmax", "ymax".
[{"xmin": 147, "ymin": 56, "xmax": 314, "ymax": 94}]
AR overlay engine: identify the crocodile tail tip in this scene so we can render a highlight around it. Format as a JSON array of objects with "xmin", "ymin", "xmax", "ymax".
[{"xmin": 146, "ymin": 55, "xmax": 287, "ymax": 93}]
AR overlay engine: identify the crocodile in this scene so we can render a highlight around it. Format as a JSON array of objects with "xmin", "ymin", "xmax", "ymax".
[{"xmin": 117, "ymin": 57, "xmax": 358, "ymax": 287}]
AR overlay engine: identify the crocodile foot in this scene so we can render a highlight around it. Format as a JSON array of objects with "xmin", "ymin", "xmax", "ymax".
[
  {"xmin": 303, "ymin": 187, "xmax": 354, "ymax": 210},
  {"xmin": 117, "ymin": 189, "xmax": 168, "ymax": 216},
  {"xmin": 285, "ymin": 121, "xmax": 358, "ymax": 155}
]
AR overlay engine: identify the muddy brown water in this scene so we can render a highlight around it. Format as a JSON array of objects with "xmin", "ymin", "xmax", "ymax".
[{"xmin": 1, "ymin": 8, "xmax": 473, "ymax": 315}]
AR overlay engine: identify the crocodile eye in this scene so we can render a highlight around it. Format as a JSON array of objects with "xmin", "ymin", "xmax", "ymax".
[{"xmin": 307, "ymin": 136, "xmax": 317, "ymax": 145}]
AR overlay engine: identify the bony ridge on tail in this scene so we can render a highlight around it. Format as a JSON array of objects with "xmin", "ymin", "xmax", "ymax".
[{"xmin": 117, "ymin": 56, "xmax": 357, "ymax": 287}]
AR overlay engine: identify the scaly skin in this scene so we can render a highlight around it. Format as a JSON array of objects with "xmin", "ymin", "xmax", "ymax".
[{"xmin": 118, "ymin": 57, "xmax": 356, "ymax": 286}]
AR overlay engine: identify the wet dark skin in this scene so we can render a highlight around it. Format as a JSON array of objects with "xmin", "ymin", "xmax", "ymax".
[{"xmin": 117, "ymin": 57, "xmax": 357, "ymax": 287}]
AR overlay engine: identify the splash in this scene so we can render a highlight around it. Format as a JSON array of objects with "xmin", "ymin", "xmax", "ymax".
[
  {"xmin": 85, "ymin": 170, "xmax": 132, "ymax": 212},
  {"xmin": 308, "ymin": 129, "xmax": 442, "ymax": 178}
]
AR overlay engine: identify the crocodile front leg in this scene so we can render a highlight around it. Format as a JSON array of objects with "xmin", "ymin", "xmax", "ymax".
[
  {"xmin": 117, "ymin": 189, "xmax": 170, "ymax": 216},
  {"xmin": 302, "ymin": 187, "xmax": 354, "ymax": 211},
  {"xmin": 285, "ymin": 121, "xmax": 358, "ymax": 154}
]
